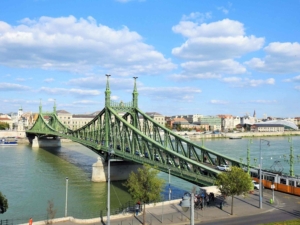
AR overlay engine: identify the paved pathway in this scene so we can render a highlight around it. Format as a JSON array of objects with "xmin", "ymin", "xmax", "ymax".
[{"xmin": 21, "ymin": 190, "xmax": 279, "ymax": 225}]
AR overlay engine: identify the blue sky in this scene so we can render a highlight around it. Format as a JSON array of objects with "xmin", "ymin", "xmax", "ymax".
[{"xmin": 0, "ymin": 0, "xmax": 300, "ymax": 118}]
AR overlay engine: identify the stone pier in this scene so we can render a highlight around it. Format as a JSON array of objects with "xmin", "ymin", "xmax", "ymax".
[
  {"xmin": 92, "ymin": 157, "xmax": 142, "ymax": 182},
  {"xmin": 31, "ymin": 136, "xmax": 61, "ymax": 148}
]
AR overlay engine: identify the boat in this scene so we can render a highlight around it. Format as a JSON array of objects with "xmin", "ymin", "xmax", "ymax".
[
  {"xmin": 229, "ymin": 137, "xmax": 242, "ymax": 139},
  {"xmin": 0, "ymin": 137, "xmax": 18, "ymax": 146}
]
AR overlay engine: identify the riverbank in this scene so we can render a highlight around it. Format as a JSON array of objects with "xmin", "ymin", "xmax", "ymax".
[
  {"xmin": 2, "ymin": 130, "xmax": 300, "ymax": 144},
  {"xmin": 178, "ymin": 131, "xmax": 300, "ymax": 140}
]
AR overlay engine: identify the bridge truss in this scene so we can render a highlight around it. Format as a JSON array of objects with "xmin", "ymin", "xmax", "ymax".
[{"xmin": 26, "ymin": 76, "xmax": 246, "ymax": 186}]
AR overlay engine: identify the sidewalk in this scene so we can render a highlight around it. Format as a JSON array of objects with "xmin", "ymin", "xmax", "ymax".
[{"xmin": 23, "ymin": 190, "xmax": 277, "ymax": 225}]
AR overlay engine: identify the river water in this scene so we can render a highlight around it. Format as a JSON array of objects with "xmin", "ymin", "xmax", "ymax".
[{"xmin": 1, "ymin": 136, "xmax": 300, "ymax": 223}]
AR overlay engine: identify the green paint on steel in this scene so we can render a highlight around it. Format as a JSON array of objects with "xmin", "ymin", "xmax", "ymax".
[{"xmin": 26, "ymin": 75, "xmax": 256, "ymax": 186}]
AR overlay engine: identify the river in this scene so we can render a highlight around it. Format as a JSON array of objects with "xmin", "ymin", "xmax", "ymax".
[{"xmin": 0, "ymin": 136, "xmax": 300, "ymax": 223}]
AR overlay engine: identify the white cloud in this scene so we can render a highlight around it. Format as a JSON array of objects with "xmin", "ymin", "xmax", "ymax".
[
  {"xmin": 181, "ymin": 59, "xmax": 246, "ymax": 74},
  {"xmin": 172, "ymin": 19, "xmax": 264, "ymax": 60},
  {"xmin": 38, "ymin": 87, "xmax": 100, "ymax": 96},
  {"xmin": 245, "ymin": 42, "xmax": 300, "ymax": 74},
  {"xmin": 171, "ymin": 18, "xmax": 264, "ymax": 83},
  {"xmin": 73, "ymin": 100, "xmax": 99, "ymax": 105},
  {"xmin": 0, "ymin": 16, "xmax": 175, "ymax": 76},
  {"xmin": 68, "ymin": 76, "xmax": 135, "ymax": 90},
  {"xmin": 0, "ymin": 82, "xmax": 31, "ymax": 91},
  {"xmin": 44, "ymin": 78, "xmax": 54, "ymax": 83},
  {"xmin": 283, "ymin": 75, "xmax": 300, "ymax": 82},
  {"xmin": 249, "ymin": 100, "xmax": 277, "ymax": 104},
  {"xmin": 181, "ymin": 12, "xmax": 212, "ymax": 23},
  {"xmin": 217, "ymin": 7, "xmax": 229, "ymax": 15},
  {"xmin": 170, "ymin": 72, "xmax": 221, "ymax": 81},
  {"xmin": 221, "ymin": 77, "xmax": 275, "ymax": 87},
  {"xmin": 210, "ymin": 99, "xmax": 229, "ymax": 104},
  {"xmin": 139, "ymin": 86, "xmax": 201, "ymax": 102}
]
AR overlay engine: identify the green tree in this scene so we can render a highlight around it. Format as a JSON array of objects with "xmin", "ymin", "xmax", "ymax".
[
  {"xmin": 215, "ymin": 166, "xmax": 253, "ymax": 215},
  {"xmin": 0, "ymin": 191, "xmax": 8, "ymax": 214},
  {"xmin": 123, "ymin": 164, "xmax": 165, "ymax": 225},
  {"xmin": 0, "ymin": 122, "xmax": 9, "ymax": 130}
]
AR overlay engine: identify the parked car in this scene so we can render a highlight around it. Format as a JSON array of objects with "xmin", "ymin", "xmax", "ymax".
[
  {"xmin": 216, "ymin": 164, "xmax": 231, "ymax": 171},
  {"xmin": 252, "ymin": 180, "xmax": 263, "ymax": 190}
]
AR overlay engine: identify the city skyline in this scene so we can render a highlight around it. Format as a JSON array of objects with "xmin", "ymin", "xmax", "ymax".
[{"xmin": 0, "ymin": 1, "xmax": 300, "ymax": 118}]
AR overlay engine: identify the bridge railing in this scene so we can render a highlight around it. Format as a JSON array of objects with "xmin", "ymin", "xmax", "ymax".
[{"xmin": 110, "ymin": 100, "xmax": 133, "ymax": 108}]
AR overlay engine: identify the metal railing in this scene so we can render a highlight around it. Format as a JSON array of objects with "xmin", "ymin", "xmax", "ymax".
[{"xmin": 0, "ymin": 219, "xmax": 14, "ymax": 225}]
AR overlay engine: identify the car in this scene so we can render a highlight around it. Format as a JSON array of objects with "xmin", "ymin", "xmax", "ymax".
[
  {"xmin": 216, "ymin": 164, "xmax": 231, "ymax": 171},
  {"xmin": 252, "ymin": 180, "xmax": 263, "ymax": 190},
  {"xmin": 167, "ymin": 160, "xmax": 174, "ymax": 165},
  {"xmin": 135, "ymin": 150, "xmax": 144, "ymax": 157},
  {"xmin": 125, "ymin": 147, "xmax": 130, "ymax": 153},
  {"xmin": 154, "ymin": 154, "xmax": 161, "ymax": 161}
]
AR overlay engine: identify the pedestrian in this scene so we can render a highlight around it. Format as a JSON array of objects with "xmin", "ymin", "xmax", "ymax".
[
  {"xmin": 200, "ymin": 198, "xmax": 203, "ymax": 210},
  {"xmin": 206, "ymin": 194, "xmax": 210, "ymax": 206},
  {"xmin": 135, "ymin": 203, "xmax": 139, "ymax": 216},
  {"xmin": 29, "ymin": 217, "xmax": 33, "ymax": 225}
]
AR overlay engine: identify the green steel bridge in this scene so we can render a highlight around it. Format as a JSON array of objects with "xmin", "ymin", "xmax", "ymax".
[{"xmin": 26, "ymin": 76, "xmax": 248, "ymax": 186}]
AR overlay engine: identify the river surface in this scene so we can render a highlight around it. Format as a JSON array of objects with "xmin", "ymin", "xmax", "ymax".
[{"xmin": 1, "ymin": 136, "xmax": 300, "ymax": 223}]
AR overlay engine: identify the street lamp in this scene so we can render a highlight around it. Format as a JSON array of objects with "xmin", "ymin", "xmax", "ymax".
[
  {"xmin": 168, "ymin": 168, "xmax": 171, "ymax": 201},
  {"xmin": 259, "ymin": 139, "xmax": 270, "ymax": 209},
  {"xmin": 181, "ymin": 192, "xmax": 194, "ymax": 225},
  {"xmin": 65, "ymin": 177, "xmax": 68, "ymax": 217},
  {"xmin": 107, "ymin": 148, "xmax": 114, "ymax": 225}
]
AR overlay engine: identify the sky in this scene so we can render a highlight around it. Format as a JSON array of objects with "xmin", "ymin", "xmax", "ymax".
[{"xmin": 0, "ymin": 0, "xmax": 300, "ymax": 118}]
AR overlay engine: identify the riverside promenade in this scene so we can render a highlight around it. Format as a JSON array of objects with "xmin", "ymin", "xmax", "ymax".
[{"xmin": 21, "ymin": 189, "xmax": 281, "ymax": 225}]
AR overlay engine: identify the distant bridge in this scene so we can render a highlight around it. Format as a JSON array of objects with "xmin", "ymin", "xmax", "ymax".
[{"xmin": 26, "ymin": 76, "xmax": 247, "ymax": 186}]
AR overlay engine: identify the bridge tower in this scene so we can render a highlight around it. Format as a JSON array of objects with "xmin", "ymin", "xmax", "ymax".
[{"xmin": 92, "ymin": 75, "xmax": 142, "ymax": 182}]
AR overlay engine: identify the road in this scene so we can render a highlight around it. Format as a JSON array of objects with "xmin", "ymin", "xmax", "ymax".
[{"xmin": 199, "ymin": 189, "xmax": 300, "ymax": 225}]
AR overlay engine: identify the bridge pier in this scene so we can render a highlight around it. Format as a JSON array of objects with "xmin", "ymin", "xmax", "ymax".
[
  {"xmin": 92, "ymin": 157, "xmax": 142, "ymax": 182},
  {"xmin": 30, "ymin": 136, "xmax": 61, "ymax": 148}
]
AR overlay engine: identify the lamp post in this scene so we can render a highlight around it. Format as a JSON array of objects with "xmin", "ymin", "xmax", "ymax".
[
  {"xmin": 288, "ymin": 136, "xmax": 294, "ymax": 177},
  {"xmin": 259, "ymin": 139, "xmax": 270, "ymax": 209},
  {"xmin": 181, "ymin": 192, "xmax": 194, "ymax": 225},
  {"xmin": 247, "ymin": 139, "xmax": 253, "ymax": 174},
  {"xmin": 65, "ymin": 177, "xmax": 68, "ymax": 217},
  {"xmin": 107, "ymin": 148, "xmax": 114, "ymax": 225},
  {"xmin": 168, "ymin": 168, "xmax": 171, "ymax": 201}
]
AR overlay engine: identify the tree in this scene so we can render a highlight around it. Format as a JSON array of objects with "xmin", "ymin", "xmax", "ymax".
[
  {"xmin": 0, "ymin": 191, "xmax": 8, "ymax": 214},
  {"xmin": 46, "ymin": 199, "xmax": 57, "ymax": 224},
  {"xmin": 215, "ymin": 166, "xmax": 253, "ymax": 215},
  {"xmin": 0, "ymin": 122, "xmax": 9, "ymax": 130},
  {"xmin": 123, "ymin": 164, "xmax": 165, "ymax": 225}
]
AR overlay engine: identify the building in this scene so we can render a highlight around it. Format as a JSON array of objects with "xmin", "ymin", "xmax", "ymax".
[
  {"xmin": 252, "ymin": 124, "xmax": 285, "ymax": 132},
  {"xmin": 255, "ymin": 120, "xmax": 298, "ymax": 131},
  {"xmin": 145, "ymin": 112, "xmax": 165, "ymax": 127},
  {"xmin": 57, "ymin": 110, "xmax": 97, "ymax": 130},
  {"xmin": 200, "ymin": 116, "xmax": 222, "ymax": 131},
  {"xmin": 182, "ymin": 114, "xmax": 204, "ymax": 123},
  {"xmin": 0, "ymin": 114, "xmax": 13, "ymax": 130}
]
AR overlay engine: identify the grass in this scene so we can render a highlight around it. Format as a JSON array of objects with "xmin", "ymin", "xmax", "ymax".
[{"xmin": 260, "ymin": 219, "xmax": 300, "ymax": 225}]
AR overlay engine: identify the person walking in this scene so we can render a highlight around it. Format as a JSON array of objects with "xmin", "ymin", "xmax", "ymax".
[
  {"xmin": 29, "ymin": 217, "xmax": 33, "ymax": 225},
  {"xmin": 135, "ymin": 203, "xmax": 139, "ymax": 216}
]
